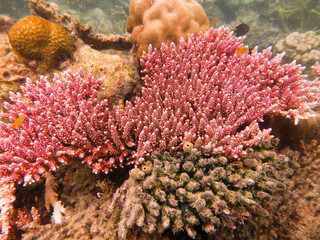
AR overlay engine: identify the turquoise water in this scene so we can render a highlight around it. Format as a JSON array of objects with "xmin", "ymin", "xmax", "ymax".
[{"xmin": 2, "ymin": 0, "xmax": 320, "ymax": 39}]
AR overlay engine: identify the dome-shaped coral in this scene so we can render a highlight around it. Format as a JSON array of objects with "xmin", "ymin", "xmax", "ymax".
[
  {"xmin": 8, "ymin": 16, "xmax": 75, "ymax": 69},
  {"xmin": 126, "ymin": 0, "xmax": 209, "ymax": 59},
  {"xmin": 108, "ymin": 141, "xmax": 288, "ymax": 238}
]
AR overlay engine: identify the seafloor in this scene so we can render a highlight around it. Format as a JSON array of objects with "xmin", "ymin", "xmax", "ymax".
[{"xmin": 0, "ymin": 0, "xmax": 320, "ymax": 239}]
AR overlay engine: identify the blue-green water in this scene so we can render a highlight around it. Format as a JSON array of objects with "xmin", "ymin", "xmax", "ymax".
[{"xmin": 2, "ymin": 0, "xmax": 320, "ymax": 41}]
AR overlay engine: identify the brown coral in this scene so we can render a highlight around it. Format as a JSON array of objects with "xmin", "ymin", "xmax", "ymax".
[
  {"xmin": 126, "ymin": 0, "xmax": 210, "ymax": 58},
  {"xmin": 8, "ymin": 16, "xmax": 75, "ymax": 69}
]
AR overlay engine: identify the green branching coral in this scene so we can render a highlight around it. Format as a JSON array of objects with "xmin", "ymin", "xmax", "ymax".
[{"xmin": 108, "ymin": 141, "xmax": 289, "ymax": 239}]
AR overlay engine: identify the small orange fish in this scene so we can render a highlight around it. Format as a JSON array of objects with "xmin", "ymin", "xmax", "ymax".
[
  {"xmin": 13, "ymin": 115, "xmax": 25, "ymax": 128},
  {"xmin": 141, "ymin": 161, "xmax": 152, "ymax": 174},
  {"xmin": 235, "ymin": 46, "xmax": 249, "ymax": 54}
]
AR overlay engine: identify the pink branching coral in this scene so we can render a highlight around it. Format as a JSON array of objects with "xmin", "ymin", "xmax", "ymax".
[
  {"xmin": 312, "ymin": 62, "xmax": 320, "ymax": 77},
  {"xmin": 0, "ymin": 184, "xmax": 16, "ymax": 239},
  {"xmin": 1, "ymin": 27, "xmax": 320, "ymax": 187},
  {"xmin": 132, "ymin": 27, "xmax": 320, "ymax": 159},
  {"xmin": 0, "ymin": 70, "xmax": 131, "ymax": 185}
]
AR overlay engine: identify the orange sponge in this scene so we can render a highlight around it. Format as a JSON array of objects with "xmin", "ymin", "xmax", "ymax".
[
  {"xmin": 8, "ymin": 16, "xmax": 75, "ymax": 69},
  {"xmin": 127, "ymin": 0, "xmax": 209, "ymax": 59}
]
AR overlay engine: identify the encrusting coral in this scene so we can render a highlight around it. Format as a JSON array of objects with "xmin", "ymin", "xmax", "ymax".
[
  {"xmin": 8, "ymin": 16, "xmax": 75, "ymax": 69},
  {"xmin": 126, "ymin": 0, "xmax": 210, "ymax": 58},
  {"xmin": 108, "ymin": 140, "xmax": 288, "ymax": 239}
]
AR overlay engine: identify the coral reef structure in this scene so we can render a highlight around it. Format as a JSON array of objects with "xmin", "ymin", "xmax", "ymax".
[
  {"xmin": 0, "ymin": 16, "xmax": 15, "ymax": 57},
  {"xmin": 276, "ymin": 140, "xmax": 320, "ymax": 239},
  {"xmin": 0, "ymin": 183, "xmax": 16, "ymax": 239},
  {"xmin": 138, "ymin": 27, "xmax": 320, "ymax": 159},
  {"xmin": 275, "ymin": 31, "xmax": 320, "ymax": 66},
  {"xmin": 126, "ymin": 0, "xmax": 210, "ymax": 58},
  {"xmin": 1, "ymin": 26, "xmax": 320, "ymax": 239},
  {"xmin": 8, "ymin": 16, "xmax": 75, "ymax": 69},
  {"xmin": 18, "ymin": 139, "xmax": 320, "ymax": 240},
  {"xmin": 1, "ymin": 27, "xmax": 320, "ymax": 186},
  {"xmin": 108, "ymin": 142, "xmax": 288, "ymax": 238},
  {"xmin": 0, "ymin": 183, "xmax": 41, "ymax": 240},
  {"xmin": 312, "ymin": 62, "xmax": 320, "ymax": 76}
]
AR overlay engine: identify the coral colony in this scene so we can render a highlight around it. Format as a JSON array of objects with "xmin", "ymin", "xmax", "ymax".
[
  {"xmin": 0, "ymin": 70, "xmax": 113, "ymax": 185},
  {"xmin": 110, "ymin": 144, "xmax": 289, "ymax": 238},
  {"xmin": 8, "ymin": 16, "xmax": 75, "ymax": 69},
  {"xmin": 1, "ymin": 27, "xmax": 320, "ymax": 238}
]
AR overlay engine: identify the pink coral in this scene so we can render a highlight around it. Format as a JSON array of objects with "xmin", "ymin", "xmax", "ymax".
[
  {"xmin": 0, "ymin": 70, "xmax": 128, "ymax": 185},
  {"xmin": 312, "ymin": 62, "xmax": 320, "ymax": 77},
  {"xmin": 131, "ymin": 27, "xmax": 320, "ymax": 159},
  {"xmin": 1, "ymin": 27, "xmax": 320, "ymax": 187},
  {"xmin": 0, "ymin": 184, "xmax": 16, "ymax": 240}
]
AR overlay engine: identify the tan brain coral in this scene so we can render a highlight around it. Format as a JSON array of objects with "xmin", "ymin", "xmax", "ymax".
[{"xmin": 127, "ymin": 0, "xmax": 210, "ymax": 59}]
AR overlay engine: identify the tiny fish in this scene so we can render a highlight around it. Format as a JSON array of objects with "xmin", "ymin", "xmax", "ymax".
[
  {"xmin": 233, "ymin": 23, "xmax": 250, "ymax": 37},
  {"xmin": 13, "ymin": 115, "xmax": 25, "ymax": 128},
  {"xmin": 235, "ymin": 46, "xmax": 249, "ymax": 54}
]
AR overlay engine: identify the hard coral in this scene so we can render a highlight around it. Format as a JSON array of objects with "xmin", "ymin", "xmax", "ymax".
[
  {"xmin": 0, "ymin": 183, "xmax": 41, "ymax": 240},
  {"xmin": 109, "ymin": 142, "xmax": 288, "ymax": 239},
  {"xmin": 0, "ymin": 184, "xmax": 16, "ymax": 239},
  {"xmin": 138, "ymin": 27, "xmax": 320, "ymax": 158},
  {"xmin": 1, "ymin": 27, "xmax": 320, "ymax": 187},
  {"xmin": 8, "ymin": 16, "xmax": 75, "ymax": 69},
  {"xmin": 126, "ymin": 0, "xmax": 209, "ymax": 58},
  {"xmin": 0, "ymin": 69, "xmax": 125, "ymax": 185}
]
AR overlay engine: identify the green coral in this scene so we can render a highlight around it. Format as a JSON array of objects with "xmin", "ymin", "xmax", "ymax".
[{"xmin": 108, "ymin": 141, "xmax": 288, "ymax": 238}]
